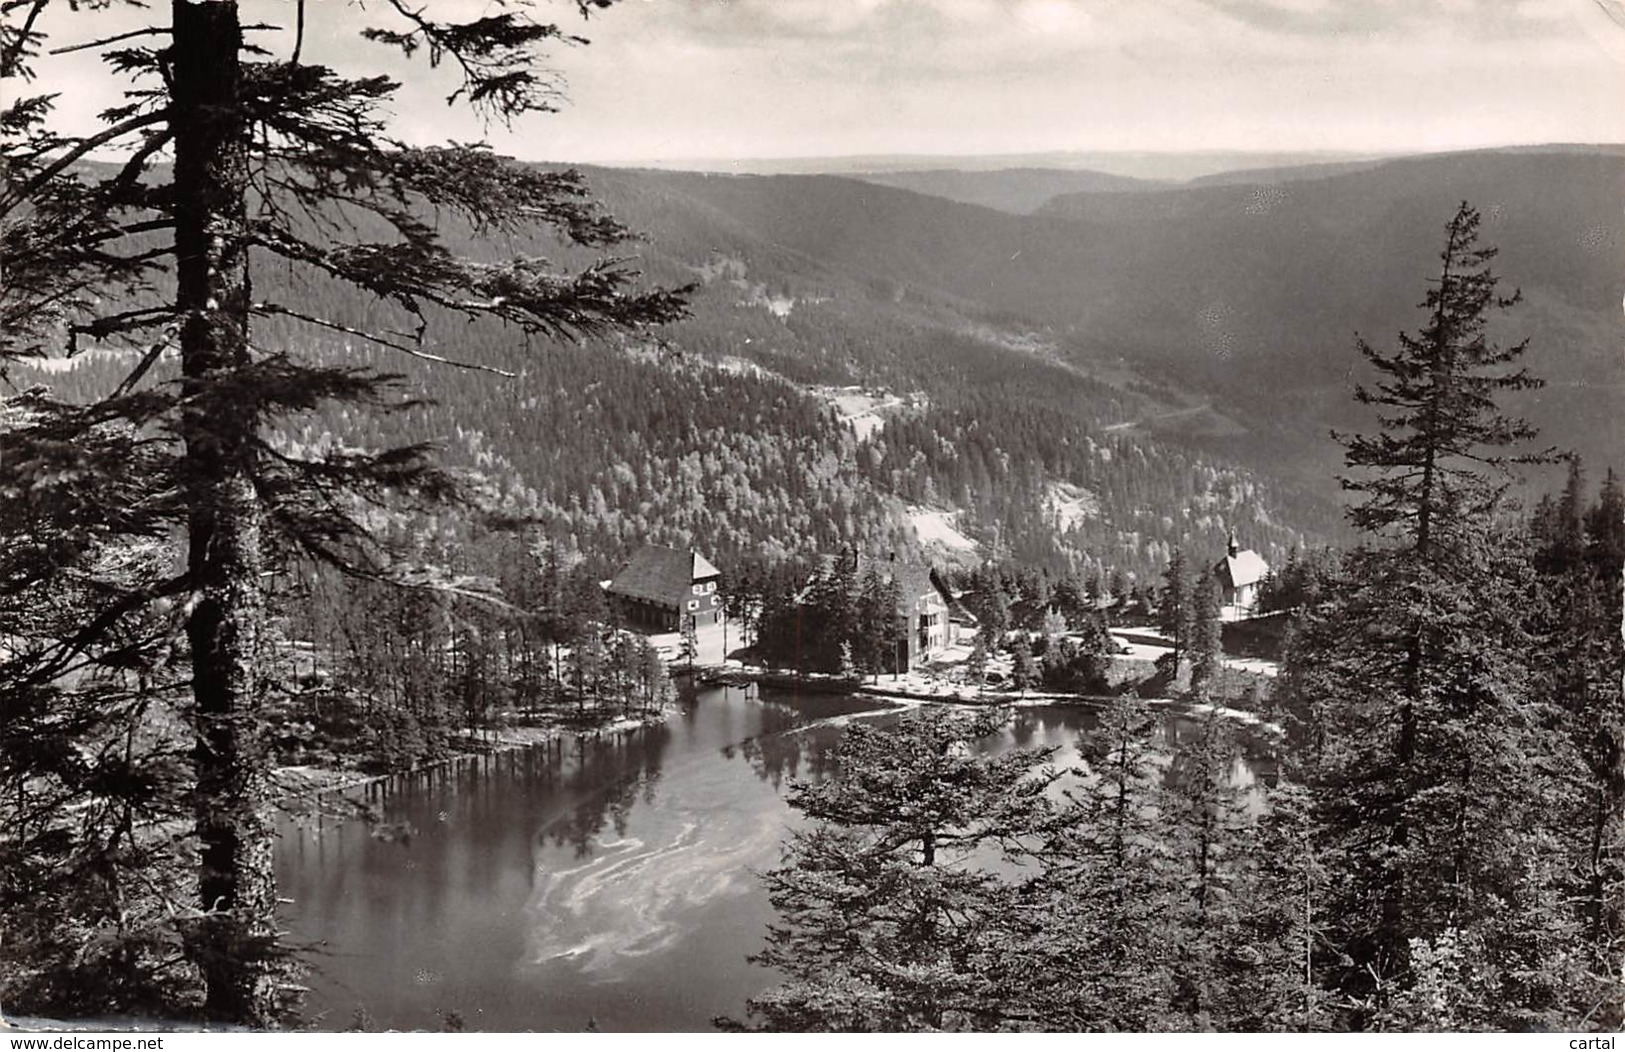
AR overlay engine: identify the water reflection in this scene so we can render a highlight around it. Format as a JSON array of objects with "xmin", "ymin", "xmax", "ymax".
[
  {"xmin": 525, "ymin": 723, "xmax": 788, "ymax": 975},
  {"xmin": 277, "ymin": 689, "xmax": 1276, "ymax": 1031},
  {"xmin": 725, "ymin": 690, "xmax": 886, "ymax": 787},
  {"xmin": 541, "ymin": 726, "xmax": 672, "ymax": 860}
]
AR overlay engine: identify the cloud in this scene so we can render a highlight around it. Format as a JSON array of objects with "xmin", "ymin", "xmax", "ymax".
[
  {"xmin": 14, "ymin": 0, "xmax": 1625, "ymax": 163},
  {"xmin": 573, "ymin": 0, "xmax": 1587, "ymax": 99},
  {"xmin": 607, "ymin": 0, "xmax": 1234, "ymax": 85},
  {"xmin": 527, "ymin": 0, "xmax": 1625, "ymax": 160},
  {"xmin": 1191, "ymin": 0, "xmax": 1572, "ymax": 40}
]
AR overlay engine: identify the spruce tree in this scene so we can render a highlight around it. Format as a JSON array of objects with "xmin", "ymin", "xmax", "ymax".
[
  {"xmin": 1009, "ymin": 633, "xmax": 1038, "ymax": 697},
  {"xmin": 1188, "ymin": 568, "xmax": 1223, "ymax": 700},
  {"xmin": 2, "ymin": 2, "xmax": 684, "ymax": 1024},
  {"xmin": 854, "ymin": 567, "xmax": 891, "ymax": 681},
  {"xmin": 1529, "ymin": 464, "xmax": 1625, "ymax": 1026},
  {"xmin": 1586, "ymin": 469, "xmax": 1625, "ymax": 577},
  {"xmin": 1231, "ymin": 780, "xmax": 1332, "ymax": 1030},
  {"xmin": 680, "ymin": 613, "xmax": 699, "ymax": 674},
  {"xmin": 810, "ymin": 554, "xmax": 858, "ymax": 670},
  {"xmin": 970, "ymin": 566, "xmax": 1011, "ymax": 651},
  {"xmin": 1295, "ymin": 203, "xmax": 1579, "ymax": 1026},
  {"xmin": 1337, "ymin": 202, "xmax": 1551, "ymax": 558},
  {"xmin": 729, "ymin": 709, "xmax": 1065, "ymax": 1031},
  {"xmin": 1161, "ymin": 708, "xmax": 1251, "ymax": 1026},
  {"xmin": 1161, "ymin": 545, "xmax": 1192, "ymax": 665},
  {"xmin": 1585, "ymin": 469, "xmax": 1625, "ymax": 1031},
  {"xmin": 1058, "ymin": 694, "xmax": 1176, "ymax": 1028}
]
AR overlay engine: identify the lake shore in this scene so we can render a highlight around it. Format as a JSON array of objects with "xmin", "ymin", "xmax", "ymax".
[
  {"xmin": 272, "ymin": 708, "xmax": 673, "ymax": 804},
  {"xmin": 696, "ymin": 662, "xmax": 1281, "ymax": 733}
]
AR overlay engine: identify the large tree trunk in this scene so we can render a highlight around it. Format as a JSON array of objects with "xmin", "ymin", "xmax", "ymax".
[{"xmin": 171, "ymin": 1, "xmax": 279, "ymax": 1025}]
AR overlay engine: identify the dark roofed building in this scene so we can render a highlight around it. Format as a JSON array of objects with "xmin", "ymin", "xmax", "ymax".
[
  {"xmin": 830, "ymin": 550, "xmax": 964, "ymax": 669},
  {"xmin": 606, "ymin": 545, "xmax": 722, "ymax": 633}
]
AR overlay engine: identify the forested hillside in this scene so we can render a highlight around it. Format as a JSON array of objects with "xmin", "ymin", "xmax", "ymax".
[
  {"xmin": 580, "ymin": 149, "xmax": 1623, "ymax": 489},
  {"xmin": 1036, "ymin": 148, "xmax": 1624, "ymax": 481},
  {"xmin": 14, "ymin": 147, "xmax": 1616, "ymax": 583},
  {"xmin": 843, "ymin": 166, "xmax": 1164, "ymax": 213},
  {"xmin": 723, "ymin": 202, "xmax": 1625, "ymax": 1035},
  {"xmin": 8, "ymin": 0, "xmax": 1618, "ymax": 1031},
  {"xmin": 13, "ymin": 321, "xmax": 1323, "ymax": 587},
  {"xmin": 12, "ymin": 159, "xmax": 1346, "ymax": 586}
]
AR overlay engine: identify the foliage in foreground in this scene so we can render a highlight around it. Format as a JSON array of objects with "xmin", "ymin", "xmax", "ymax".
[
  {"xmin": 1, "ymin": 0, "xmax": 683, "ymax": 1024},
  {"xmin": 735, "ymin": 207, "xmax": 1622, "ymax": 1033}
]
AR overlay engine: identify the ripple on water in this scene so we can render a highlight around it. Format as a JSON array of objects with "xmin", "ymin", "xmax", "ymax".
[{"xmin": 524, "ymin": 799, "xmax": 785, "ymax": 975}]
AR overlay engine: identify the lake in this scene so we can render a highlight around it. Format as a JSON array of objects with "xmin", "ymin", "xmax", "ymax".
[{"xmin": 275, "ymin": 686, "xmax": 1268, "ymax": 1032}]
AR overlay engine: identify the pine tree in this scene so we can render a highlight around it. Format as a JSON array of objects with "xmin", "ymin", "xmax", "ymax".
[
  {"xmin": 1188, "ymin": 569, "xmax": 1223, "ymax": 700},
  {"xmin": 1161, "ymin": 546, "xmax": 1192, "ymax": 666},
  {"xmin": 2, "ymin": 3, "xmax": 684, "ymax": 1023},
  {"xmin": 728, "ymin": 709, "xmax": 1066, "ymax": 1031},
  {"xmin": 1057, "ymin": 694, "xmax": 1176, "ymax": 1028},
  {"xmin": 1296, "ymin": 203, "xmax": 1578, "ymax": 1025},
  {"xmin": 1161, "ymin": 708, "xmax": 1251, "ymax": 1026}
]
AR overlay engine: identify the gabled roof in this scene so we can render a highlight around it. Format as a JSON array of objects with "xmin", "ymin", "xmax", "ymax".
[
  {"xmin": 864, "ymin": 556, "xmax": 937, "ymax": 606},
  {"xmin": 817, "ymin": 552, "xmax": 952, "ymax": 612},
  {"xmin": 607, "ymin": 545, "xmax": 719, "ymax": 606},
  {"xmin": 1214, "ymin": 549, "xmax": 1270, "ymax": 589}
]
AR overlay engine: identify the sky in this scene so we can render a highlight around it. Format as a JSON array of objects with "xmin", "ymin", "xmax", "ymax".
[{"xmin": 16, "ymin": 0, "xmax": 1625, "ymax": 168}]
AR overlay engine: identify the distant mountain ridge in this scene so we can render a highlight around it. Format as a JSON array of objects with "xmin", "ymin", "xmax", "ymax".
[
  {"xmin": 830, "ymin": 143, "xmax": 1625, "ymax": 212},
  {"xmin": 18, "ymin": 146, "xmax": 1618, "ymax": 581},
  {"xmin": 576, "ymin": 147, "xmax": 1622, "ymax": 490},
  {"xmin": 1032, "ymin": 148, "xmax": 1623, "ymax": 479},
  {"xmin": 839, "ymin": 168, "xmax": 1167, "ymax": 213},
  {"xmin": 602, "ymin": 148, "xmax": 1387, "ymax": 181}
]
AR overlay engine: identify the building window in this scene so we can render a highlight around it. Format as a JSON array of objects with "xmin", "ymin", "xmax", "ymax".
[{"xmin": 687, "ymin": 599, "xmax": 699, "ymax": 611}]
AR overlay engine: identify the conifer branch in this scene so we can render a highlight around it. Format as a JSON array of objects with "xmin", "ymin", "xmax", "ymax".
[
  {"xmin": 110, "ymin": 321, "xmax": 181, "ymax": 398},
  {"xmin": 0, "ymin": 0, "xmax": 51, "ymax": 79},
  {"xmin": 30, "ymin": 572, "xmax": 194, "ymax": 683},
  {"xmin": 0, "ymin": 110, "xmax": 168, "ymax": 216},
  {"xmin": 108, "ymin": 127, "xmax": 174, "ymax": 193},
  {"xmin": 49, "ymin": 26, "xmax": 171, "ymax": 56},
  {"xmin": 250, "ymin": 301, "xmax": 517, "ymax": 377},
  {"xmin": 367, "ymin": 4, "xmax": 582, "ymax": 119}
]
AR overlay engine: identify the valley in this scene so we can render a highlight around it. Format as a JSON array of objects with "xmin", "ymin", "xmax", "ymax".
[
  {"xmin": 7, "ymin": 128, "xmax": 1621, "ymax": 1034},
  {"xmin": 15, "ymin": 146, "xmax": 1618, "ymax": 588}
]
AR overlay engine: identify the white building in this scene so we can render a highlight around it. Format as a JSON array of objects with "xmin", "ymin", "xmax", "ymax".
[{"xmin": 1213, "ymin": 531, "xmax": 1269, "ymax": 622}]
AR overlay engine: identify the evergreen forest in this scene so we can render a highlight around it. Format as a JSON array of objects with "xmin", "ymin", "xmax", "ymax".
[
  {"xmin": 0, "ymin": 0, "xmax": 1620, "ymax": 1034},
  {"xmin": 726, "ymin": 207, "xmax": 1624, "ymax": 1032}
]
